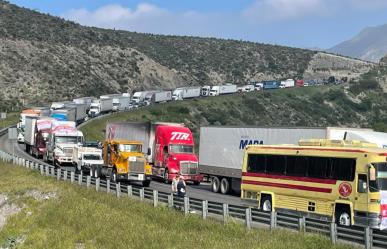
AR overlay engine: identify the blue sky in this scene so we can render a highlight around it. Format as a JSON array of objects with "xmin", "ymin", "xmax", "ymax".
[{"xmin": 9, "ymin": 0, "xmax": 387, "ymax": 49}]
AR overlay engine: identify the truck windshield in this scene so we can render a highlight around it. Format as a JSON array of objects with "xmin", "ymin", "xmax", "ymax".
[
  {"xmin": 55, "ymin": 136, "xmax": 81, "ymax": 144},
  {"xmin": 370, "ymin": 163, "xmax": 387, "ymax": 192},
  {"xmin": 119, "ymin": 144, "xmax": 142, "ymax": 152},
  {"xmin": 169, "ymin": 144, "xmax": 193, "ymax": 154},
  {"xmin": 113, "ymin": 103, "xmax": 120, "ymax": 106},
  {"xmin": 83, "ymin": 154, "xmax": 102, "ymax": 160}
]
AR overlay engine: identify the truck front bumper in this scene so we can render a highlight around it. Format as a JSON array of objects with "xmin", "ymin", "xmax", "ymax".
[
  {"xmin": 56, "ymin": 157, "xmax": 73, "ymax": 165},
  {"xmin": 117, "ymin": 173, "xmax": 151, "ymax": 182}
]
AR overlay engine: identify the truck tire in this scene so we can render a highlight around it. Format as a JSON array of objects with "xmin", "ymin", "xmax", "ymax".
[
  {"xmin": 110, "ymin": 169, "xmax": 118, "ymax": 183},
  {"xmin": 94, "ymin": 166, "xmax": 100, "ymax": 178},
  {"xmin": 212, "ymin": 177, "xmax": 220, "ymax": 193},
  {"xmin": 142, "ymin": 180, "xmax": 151, "ymax": 187},
  {"xmin": 220, "ymin": 178, "xmax": 230, "ymax": 194},
  {"xmin": 335, "ymin": 206, "xmax": 351, "ymax": 227},
  {"xmin": 261, "ymin": 195, "xmax": 272, "ymax": 212},
  {"xmin": 89, "ymin": 166, "xmax": 94, "ymax": 178}
]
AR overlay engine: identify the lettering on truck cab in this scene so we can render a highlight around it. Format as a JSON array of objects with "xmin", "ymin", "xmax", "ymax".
[{"xmin": 171, "ymin": 132, "xmax": 190, "ymax": 140}]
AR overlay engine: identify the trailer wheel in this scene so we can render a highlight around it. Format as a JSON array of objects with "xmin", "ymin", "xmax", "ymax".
[
  {"xmin": 212, "ymin": 177, "xmax": 220, "ymax": 193},
  {"xmin": 220, "ymin": 178, "xmax": 230, "ymax": 194},
  {"xmin": 193, "ymin": 181, "xmax": 200, "ymax": 186}
]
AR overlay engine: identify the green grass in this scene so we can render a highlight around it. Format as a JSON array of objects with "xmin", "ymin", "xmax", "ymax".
[
  {"xmin": 0, "ymin": 112, "xmax": 19, "ymax": 129},
  {"xmin": 0, "ymin": 162, "xmax": 356, "ymax": 249}
]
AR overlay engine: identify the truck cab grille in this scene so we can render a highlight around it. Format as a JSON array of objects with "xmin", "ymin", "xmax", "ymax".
[
  {"xmin": 63, "ymin": 147, "xmax": 74, "ymax": 156},
  {"xmin": 180, "ymin": 161, "xmax": 198, "ymax": 175},
  {"xmin": 128, "ymin": 158, "xmax": 145, "ymax": 174}
]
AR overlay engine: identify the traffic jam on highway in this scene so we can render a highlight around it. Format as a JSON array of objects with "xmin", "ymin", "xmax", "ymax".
[{"xmin": 14, "ymin": 81, "xmax": 387, "ymax": 230}]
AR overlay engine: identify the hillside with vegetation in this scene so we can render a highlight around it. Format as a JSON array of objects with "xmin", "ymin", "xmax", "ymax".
[
  {"xmin": 81, "ymin": 60, "xmax": 387, "ymax": 146},
  {"xmin": 0, "ymin": 0, "xmax": 373, "ymax": 111}
]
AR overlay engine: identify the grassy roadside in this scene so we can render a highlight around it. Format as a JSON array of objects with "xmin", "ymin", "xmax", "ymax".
[
  {"xmin": 0, "ymin": 162, "xmax": 355, "ymax": 249},
  {"xmin": 0, "ymin": 112, "xmax": 19, "ymax": 129}
]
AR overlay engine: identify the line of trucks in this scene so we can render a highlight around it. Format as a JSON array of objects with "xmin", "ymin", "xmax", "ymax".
[{"xmin": 21, "ymin": 105, "xmax": 387, "ymax": 194}]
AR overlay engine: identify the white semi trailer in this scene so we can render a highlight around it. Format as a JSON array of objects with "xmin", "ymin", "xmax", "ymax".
[{"xmin": 199, "ymin": 126, "xmax": 374, "ymax": 195}]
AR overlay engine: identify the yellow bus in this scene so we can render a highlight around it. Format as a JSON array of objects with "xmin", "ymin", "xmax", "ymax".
[{"xmin": 241, "ymin": 139, "xmax": 387, "ymax": 229}]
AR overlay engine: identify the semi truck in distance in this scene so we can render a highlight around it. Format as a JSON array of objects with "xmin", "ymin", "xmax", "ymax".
[
  {"xmin": 209, "ymin": 84, "xmax": 237, "ymax": 96},
  {"xmin": 144, "ymin": 91, "xmax": 172, "ymax": 105},
  {"xmin": 51, "ymin": 107, "xmax": 77, "ymax": 122},
  {"xmin": 106, "ymin": 122, "xmax": 203, "ymax": 184},
  {"xmin": 24, "ymin": 117, "xmax": 55, "ymax": 158},
  {"xmin": 44, "ymin": 121, "xmax": 84, "ymax": 167},
  {"xmin": 72, "ymin": 147, "xmax": 104, "ymax": 173},
  {"xmin": 89, "ymin": 98, "xmax": 113, "ymax": 117},
  {"xmin": 201, "ymin": 86, "xmax": 211, "ymax": 96},
  {"xmin": 199, "ymin": 126, "xmax": 374, "ymax": 195},
  {"xmin": 262, "ymin": 81, "xmax": 280, "ymax": 90},
  {"xmin": 279, "ymin": 79, "xmax": 295, "ymax": 88},
  {"xmin": 112, "ymin": 95, "xmax": 131, "ymax": 111},
  {"xmin": 17, "ymin": 107, "xmax": 51, "ymax": 143},
  {"xmin": 132, "ymin": 91, "xmax": 158, "ymax": 104},
  {"xmin": 172, "ymin": 87, "xmax": 201, "ymax": 100}
]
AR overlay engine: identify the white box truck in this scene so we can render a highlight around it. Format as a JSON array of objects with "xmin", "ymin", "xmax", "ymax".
[
  {"xmin": 199, "ymin": 126, "xmax": 373, "ymax": 195},
  {"xmin": 280, "ymin": 79, "xmax": 295, "ymax": 88},
  {"xmin": 112, "ymin": 95, "xmax": 131, "ymax": 111},
  {"xmin": 66, "ymin": 103, "xmax": 87, "ymax": 124},
  {"xmin": 145, "ymin": 91, "xmax": 172, "ymax": 105},
  {"xmin": 89, "ymin": 98, "xmax": 113, "ymax": 117},
  {"xmin": 132, "ymin": 91, "xmax": 156, "ymax": 103},
  {"xmin": 209, "ymin": 84, "xmax": 237, "ymax": 96},
  {"xmin": 172, "ymin": 87, "xmax": 201, "ymax": 100}
]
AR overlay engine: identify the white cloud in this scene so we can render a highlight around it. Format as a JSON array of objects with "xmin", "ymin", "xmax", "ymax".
[{"xmin": 242, "ymin": 0, "xmax": 327, "ymax": 22}]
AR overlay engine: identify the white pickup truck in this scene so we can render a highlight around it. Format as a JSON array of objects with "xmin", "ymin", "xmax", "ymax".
[{"xmin": 72, "ymin": 147, "xmax": 104, "ymax": 173}]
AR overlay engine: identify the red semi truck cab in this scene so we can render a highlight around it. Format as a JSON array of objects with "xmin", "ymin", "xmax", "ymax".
[{"xmin": 153, "ymin": 125, "xmax": 203, "ymax": 184}]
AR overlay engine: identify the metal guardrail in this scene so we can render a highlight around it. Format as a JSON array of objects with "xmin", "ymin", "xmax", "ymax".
[{"xmin": 1, "ymin": 150, "xmax": 387, "ymax": 249}]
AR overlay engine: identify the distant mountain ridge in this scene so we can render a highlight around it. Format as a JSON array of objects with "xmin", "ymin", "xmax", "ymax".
[
  {"xmin": 328, "ymin": 24, "xmax": 387, "ymax": 62},
  {"xmin": 0, "ymin": 0, "xmax": 373, "ymax": 111}
]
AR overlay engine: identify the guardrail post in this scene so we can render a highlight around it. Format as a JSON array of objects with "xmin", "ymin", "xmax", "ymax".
[
  {"xmin": 127, "ymin": 185, "xmax": 132, "ymax": 197},
  {"xmin": 298, "ymin": 217, "xmax": 306, "ymax": 232},
  {"xmin": 45, "ymin": 166, "xmax": 49, "ymax": 176},
  {"xmin": 245, "ymin": 208, "xmax": 252, "ymax": 230},
  {"xmin": 78, "ymin": 172, "xmax": 83, "ymax": 185},
  {"xmin": 40, "ymin": 165, "xmax": 44, "ymax": 175},
  {"xmin": 86, "ymin": 176, "xmax": 91, "ymax": 188},
  {"xmin": 270, "ymin": 212, "xmax": 277, "ymax": 229},
  {"xmin": 70, "ymin": 172, "xmax": 75, "ymax": 183},
  {"xmin": 202, "ymin": 200, "xmax": 208, "ymax": 220},
  {"xmin": 223, "ymin": 203, "xmax": 229, "ymax": 224},
  {"xmin": 140, "ymin": 188, "xmax": 144, "ymax": 201},
  {"xmin": 57, "ymin": 169, "xmax": 61, "ymax": 181},
  {"xmin": 96, "ymin": 178, "xmax": 100, "ymax": 191},
  {"xmin": 51, "ymin": 167, "xmax": 55, "ymax": 176},
  {"xmin": 184, "ymin": 196, "xmax": 189, "ymax": 216},
  {"xmin": 168, "ymin": 194, "xmax": 174, "ymax": 208},
  {"xmin": 330, "ymin": 222, "xmax": 337, "ymax": 244},
  {"xmin": 364, "ymin": 226, "xmax": 372, "ymax": 249},
  {"xmin": 116, "ymin": 182, "xmax": 121, "ymax": 198},
  {"xmin": 106, "ymin": 180, "xmax": 110, "ymax": 193},
  {"xmin": 153, "ymin": 190, "xmax": 158, "ymax": 207},
  {"xmin": 63, "ymin": 170, "xmax": 68, "ymax": 181},
  {"xmin": 34, "ymin": 162, "xmax": 38, "ymax": 169}
]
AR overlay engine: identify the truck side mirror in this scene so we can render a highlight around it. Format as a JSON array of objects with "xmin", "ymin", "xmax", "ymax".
[{"xmin": 147, "ymin": 148, "xmax": 151, "ymax": 155}]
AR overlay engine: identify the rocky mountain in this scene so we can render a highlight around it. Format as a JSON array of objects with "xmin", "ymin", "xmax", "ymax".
[
  {"xmin": 328, "ymin": 24, "xmax": 387, "ymax": 63},
  {"xmin": 0, "ymin": 0, "xmax": 374, "ymax": 110}
]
